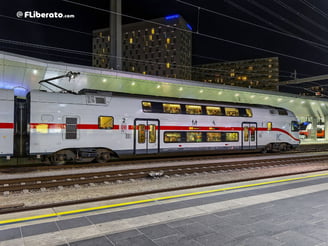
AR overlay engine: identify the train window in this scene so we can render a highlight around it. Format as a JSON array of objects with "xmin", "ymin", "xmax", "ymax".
[
  {"xmin": 138, "ymin": 124, "xmax": 146, "ymax": 143},
  {"xmin": 239, "ymin": 108, "xmax": 252, "ymax": 117},
  {"xmin": 187, "ymin": 132, "xmax": 202, "ymax": 142},
  {"xmin": 149, "ymin": 124, "xmax": 156, "ymax": 143},
  {"xmin": 250, "ymin": 127, "xmax": 256, "ymax": 141},
  {"xmin": 186, "ymin": 105, "xmax": 202, "ymax": 115},
  {"xmin": 98, "ymin": 116, "xmax": 114, "ymax": 129},
  {"xmin": 226, "ymin": 132, "xmax": 239, "ymax": 142},
  {"xmin": 206, "ymin": 132, "xmax": 222, "ymax": 142},
  {"xmin": 225, "ymin": 108, "xmax": 239, "ymax": 117},
  {"xmin": 267, "ymin": 122, "xmax": 272, "ymax": 131},
  {"xmin": 206, "ymin": 106, "xmax": 223, "ymax": 116},
  {"xmin": 243, "ymin": 127, "xmax": 249, "ymax": 142},
  {"xmin": 291, "ymin": 121, "xmax": 299, "ymax": 132},
  {"xmin": 246, "ymin": 109, "xmax": 253, "ymax": 117},
  {"xmin": 142, "ymin": 101, "xmax": 152, "ymax": 112},
  {"xmin": 164, "ymin": 132, "xmax": 182, "ymax": 143},
  {"xmin": 95, "ymin": 97, "xmax": 106, "ymax": 104},
  {"xmin": 278, "ymin": 109, "xmax": 288, "ymax": 115},
  {"xmin": 163, "ymin": 103, "xmax": 181, "ymax": 114}
]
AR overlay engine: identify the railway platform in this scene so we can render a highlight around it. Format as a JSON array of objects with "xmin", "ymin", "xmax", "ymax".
[{"xmin": 1, "ymin": 171, "xmax": 328, "ymax": 245}]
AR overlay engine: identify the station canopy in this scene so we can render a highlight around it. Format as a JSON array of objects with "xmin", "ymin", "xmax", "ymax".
[{"xmin": 1, "ymin": 51, "xmax": 328, "ymax": 135}]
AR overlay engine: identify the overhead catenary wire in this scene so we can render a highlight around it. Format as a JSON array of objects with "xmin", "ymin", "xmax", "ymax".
[
  {"xmin": 273, "ymin": 0, "xmax": 328, "ymax": 34},
  {"xmin": 243, "ymin": 0, "xmax": 328, "ymax": 46},
  {"xmin": 1, "ymin": 0, "xmax": 327, "ymax": 79},
  {"xmin": 62, "ymin": 0, "xmax": 328, "ymax": 70},
  {"xmin": 178, "ymin": 0, "xmax": 328, "ymax": 52},
  {"xmin": 299, "ymin": 0, "xmax": 328, "ymax": 21}
]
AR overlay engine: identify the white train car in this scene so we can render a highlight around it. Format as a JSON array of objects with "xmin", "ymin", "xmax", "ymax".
[
  {"xmin": 26, "ymin": 89, "xmax": 300, "ymax": 164},
  {"xmin": 0, "ymin": 89, "xmax": 15, "ymax": 158}
]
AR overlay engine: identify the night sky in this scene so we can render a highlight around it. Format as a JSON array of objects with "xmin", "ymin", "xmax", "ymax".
[{"xmin": 1, "ymin": 0, "xmax": 328, "ymax": 81}]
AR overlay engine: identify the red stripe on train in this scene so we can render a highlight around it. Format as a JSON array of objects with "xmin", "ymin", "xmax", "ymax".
[
  {"xmin": 0, "ymin": 123, "xmax": 14, "ymax": 129},
  {"xmin": 29, "ymin": 123, "xmax": 299, "ymax": 142}
]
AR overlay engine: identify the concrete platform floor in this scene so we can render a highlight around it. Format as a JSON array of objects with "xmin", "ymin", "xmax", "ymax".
[{"xmin": 1, "ymin": 171, "xmax": 328, "ymax": 245}]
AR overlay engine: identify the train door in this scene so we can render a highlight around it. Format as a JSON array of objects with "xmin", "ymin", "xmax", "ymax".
[
  {"xmin": 134, "ymin": 118, "xmax": 160, "ymax": 155},
  {"xmin": 242, "ymin": 122, "xmax": 257, "ymax": 150}
]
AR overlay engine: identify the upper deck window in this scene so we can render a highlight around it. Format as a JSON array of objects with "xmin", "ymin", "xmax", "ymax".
[
  {"xmin": 246, "ymin": 108, "xmax": 253, "ymax": 117},
  {"xmin": 206, "ymin": 106, "xmax": 223, "ymax": 116},
  {"xmin": 163, "ymin": 103, "xmax": 181, "ymax": 114},
  {"xmin": 225, "ymin": 107, "xmax": 239, "ymax": 117},
  {"xmin": 186, "ymin": 105, "xmax": 202, "ymax": 115},
  {"xmin": 142, "ymin": 101, "xmax": 152, "ymax": 112}
]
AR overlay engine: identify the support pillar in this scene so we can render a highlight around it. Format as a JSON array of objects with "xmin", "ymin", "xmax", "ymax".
[{"xmin": 110, "ymin": 0, "xmax": 122, "ymax": 70}]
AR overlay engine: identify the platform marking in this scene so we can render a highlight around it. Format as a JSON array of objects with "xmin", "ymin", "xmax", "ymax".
[{"xmin": 1, "ymin": 172, "xmax": 328, "ymax": 226}]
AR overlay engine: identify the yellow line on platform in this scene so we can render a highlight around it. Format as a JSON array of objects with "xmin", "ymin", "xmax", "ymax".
[{"xmin": 1, "ymin": 172, "xmax": 328, "ymax": 225}]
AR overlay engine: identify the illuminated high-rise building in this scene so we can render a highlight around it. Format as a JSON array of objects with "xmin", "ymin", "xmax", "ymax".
[
  {"xmin": 93, "ymin": 15, "xmax": 192, "ymax": 79},
  {"xmin": 192, "ymin": 57, "xmax": 279, "ymax": 90}
]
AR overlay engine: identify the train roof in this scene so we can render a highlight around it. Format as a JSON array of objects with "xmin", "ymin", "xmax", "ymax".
[{"xmin": 78, "ymin": 88, "xmax": 293, "ymax": 112}]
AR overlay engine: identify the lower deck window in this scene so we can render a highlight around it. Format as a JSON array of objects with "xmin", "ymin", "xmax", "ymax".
[
  {"xmin": 164, "ymin": 132, "xmax": 182, "ymax": 143},
  {"xmin": 164, "ymin": 131, "xmax": 239, "ymax": 143},
  {"xmin": 98, "ymin": 116, "xmax": 114, "ymax": 129},
  {"xmin": 187, "ymin": 132, "xmax": 202, "ymax": 142},
  {"xmin": 206, "ymin": 132, "xmax": 222, "ymax": 142}
]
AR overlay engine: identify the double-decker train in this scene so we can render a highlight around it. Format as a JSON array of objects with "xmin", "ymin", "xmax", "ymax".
[{"xmin": 0, "ymin": 88, "xmax": 300, "ymax": 164}]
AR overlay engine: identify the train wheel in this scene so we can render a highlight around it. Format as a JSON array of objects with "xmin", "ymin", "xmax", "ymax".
[
  {"xmin": 50, "ymin": 154, "xmax": 66, "ymax": 165},
  {"xmin": 96, "ymin": 149, "xmax": 111, "ymax": 163},
  {"xmin": 49, "ymin": 150, "xmax": 74, "ymax": 165},
  {"xmin": 279, "ymin": 143, "xmax": 287, "ymax": 152}
]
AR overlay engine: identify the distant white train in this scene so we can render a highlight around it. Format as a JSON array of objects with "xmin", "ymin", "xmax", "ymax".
[{"xmin": 0, "ymin": 88, "xmax": 300, "ymax": 164}]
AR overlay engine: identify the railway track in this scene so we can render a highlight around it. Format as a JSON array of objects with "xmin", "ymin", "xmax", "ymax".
[
  {"xmin": 1, "ymin": 154, "xmax": 328, "ymax": 195},
  {"xmin": 1, "ymin": 153, "xmax": 328, "ymax": 214},
  {"xmin": 1, "ymin": 143, "xmax": 327, "ymax": 173}
]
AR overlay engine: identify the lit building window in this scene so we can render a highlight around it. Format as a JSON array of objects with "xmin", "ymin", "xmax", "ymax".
[
  {"xmin": 107, "ymin": 36, "xmax": 110, "ymax": 41},
  {"xmin": 149, "ymin": 35, "xmax": 153, "ymax": 40},
  {"xmin": 99, "ymin": 32, "xmax": 102, "ymax": 37},
  {"xmin": 248, "ymin": 66, "xmax": 253, "ymax": 70},
  {"xmin": 129, "ymin": 38, "xmax": 133, "ymax": 44},
  {"xmin": 166, "ymin": 38, "xmax": 170, "ymax": 44},
  {"xmin": 242, "ymin": 76, "xmax": 247, "ymax": 81},
  {"xmin": 166, "ymin": 62, "xmax": 170, "ymax": 68},
  {"xmin": 151, "ymin": 28, "xmax": 155, "ymax": 34},
  {"xmin": 230, "ymin": 72, "xmax": 235, "ymax": 77}
]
